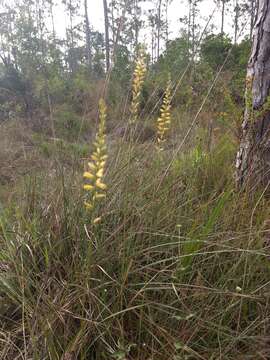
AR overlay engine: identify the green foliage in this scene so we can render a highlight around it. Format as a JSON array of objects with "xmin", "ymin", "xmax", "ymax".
[
  {"xmin": 172, "ymin": 134, "xmax": 236, "ymax": 197},
  {"xmin": 157, "ymin": 35, "xmax": 189, "ymax": 75},
  {"xmin": 54, "ymin": 104, "xmax": 89, "ymax": 140},
  {"xmin": 230, "ymin": 38, "xmax": 251, "ymax": 99},
  {"xmin": 201, "ymin": 35, "xmax": 250, "ymax": 101},
  {"xmin": 38, "ymin": 138, "xmax": 89, "ymax": 159},
  {"xmin": 111, "ymin": 45, "xmax": 133, "ymax": 87},
  {"xmin": 109, "ymin": 45, "xmax": 133, "ymax": 105},
  {"xmin": 181, "ymin": 189, "xmax": 232, "ymax": 270},
  {"xmin": 91, "ymin": 30, "xmax": 106, "ymax": 77},
  {"xmin": 147, "ymin": 34, "xmax": 190, "ymax": 96},
  {"xmin": 46, "ymin": 67, "xmax": 67, "ymax": 97},
  {"xmin": 200, "ymin": 34, "xmax": 232, "ymax": 70}
]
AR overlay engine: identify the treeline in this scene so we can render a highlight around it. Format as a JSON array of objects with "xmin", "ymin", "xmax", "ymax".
[{"xmin": 0, "ymin": 0, "xmax": 256, "ymax": 128}]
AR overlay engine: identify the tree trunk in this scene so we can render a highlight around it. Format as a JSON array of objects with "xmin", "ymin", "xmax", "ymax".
[
  {"xmin": 236, "ymin": 0, "xmax": 270, "ymax": 188},
  {"xmin": 111, "ymin": 1, "xmax": 115, "ymax": 45},
  {"xmin": 221, "ymin": 0, "xmax": 225, "ymax": 35},
  {"xmin": 250, "ymin": 0, "xmax": 255, "ymax": 40},
  {"xmin": 84, "ymin": 0, "xmax": 92, "ymax": 71},
  {"xmin": 69, "ymin": 0, "xmax": 75, "ymax": 73},
  {"xmin": 234, "ymin": 0, "xmax": 239, "ymax": 44},
  {"xmin": 187, "ymin": 0, "xmax": 192, "ymax": 52},
  {"xmin": 191, "ymin": 0, "xmax": 195, "ymax": 60},
  {"xmin": 151, "ymin": 26, "xmax": 154, "ymax": 63},
  {"xmin": 157, "ymin": 0, "xmax": 162, "ymax": 59},
  {"xmin": 113, "ymin": 7, "xmax": 126, "ymax": 60},
  {"xmin": 103, "ymin": 0, "xmax": 110, "ymax": 72},
  {"xmin": 165, "ymin": 0, "xmax": 169, "ymax": 44},
  {"xmin": 49, "ymin": 1, "xmax": 56, "ymax": 42},
  {"xmin": 250, "ymin": 0, "xmax": 259, "ymax": 40},
  {"xmin": 134, "ymin": 0, "xmax": 139, "ymax": 52}
]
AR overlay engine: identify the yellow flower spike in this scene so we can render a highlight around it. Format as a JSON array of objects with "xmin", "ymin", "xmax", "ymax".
[
  {"xmin": 129, "ymin": 50, "xmax": 147, "ymax": 124},
  {"xmin": 83, "ymin": 98, "xmax": 108, "ymax": 220},
  {"xmin": 156, "ymin": 77, "xmax": 172, "ymax": 151}
]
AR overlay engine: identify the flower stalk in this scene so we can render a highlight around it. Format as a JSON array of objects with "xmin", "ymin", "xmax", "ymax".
[
  {"xmin": 129, "ymin": 52, "xmax": 147, "ymax": 124},
  {"xmin": 83, "ymin": 99, "xmax": 108, "ymax": 223},
  {"xmin": 156, "ymin": 78, "xmax": 172, "ymax": 151}
]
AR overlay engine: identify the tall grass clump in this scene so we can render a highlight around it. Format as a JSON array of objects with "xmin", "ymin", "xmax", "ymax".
[{"xmin": 1, "ymin": 132, "xmax": 270, "ymax": 359}]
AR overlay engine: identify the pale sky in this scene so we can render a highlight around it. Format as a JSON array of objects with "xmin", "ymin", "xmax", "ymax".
[
  {"xmin": 0, "ymin": 0, "xmax": 247, "ymax": 47},
  {"xmin": 53, "ymin": 0, "xmax": 244, "ymax": 45}
]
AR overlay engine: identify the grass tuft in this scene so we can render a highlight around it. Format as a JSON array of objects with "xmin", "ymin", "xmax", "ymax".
[{"xmin": 1, "ymin": 129, "xmax": 270, "ymax": 358}]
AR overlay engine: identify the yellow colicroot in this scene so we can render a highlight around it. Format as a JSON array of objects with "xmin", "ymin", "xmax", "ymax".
[
  {"xmin": 130, "ymin": 52, "xmax": 147, "ymax": 123},
  {"xmin": 156, "ymin": 78, "xmax": 172, "ymax": 151},
  {"xmin": 83, "ymin": 99, "xmax": 108, "ymax": 223}
]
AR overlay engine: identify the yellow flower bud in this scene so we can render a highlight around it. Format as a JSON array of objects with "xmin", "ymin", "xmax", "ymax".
[
  {"xmin": 95, "ymin": 193, "xmax": 106, "ymax": 199},
  {"xmin": 88, "ymin": 162, "xmax": 96, "ymax": 171},
  {"xmin": 96, "ymin": 179, "xmax": 107, "ymax": 190},
  {"xmin": 83, "ymin": 172, "xmax": 95, "ymax": 179},
  {"xmin": 84, "ymin": 184, "xmax": 94, "ymax": 191},
  {"xmin": 84, "ymin": 201, "xmax": 93, "ymax": 209},
  {"xmin": 96, "ymin": 168, "xmax": 104, "ymax": 178}
]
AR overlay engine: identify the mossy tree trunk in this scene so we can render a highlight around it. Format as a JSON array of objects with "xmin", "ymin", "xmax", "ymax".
[{"xmin": 236, "ymin": 0, "xmax": 270, "ymax": 188}]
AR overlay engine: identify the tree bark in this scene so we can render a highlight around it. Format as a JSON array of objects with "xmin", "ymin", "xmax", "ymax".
[
  {"xmin": 165, "ymin": 0, "xmax": 171, "ymax": 44},
  {"xmin": 234, "ymin": 0, "xmax": 239, "ymax": 44},
  {"xmin": 191, "ymin": 0, "xmax": 196, "ymax": 60},
  {"xmin": 84, "ymin": 0, "xmax": 92, "ymax": 71},
  {"xmin": 221, "ymin": 0, "xmax": 225, "ymax": 35},
  {"xmin": 103, "ymin": 0, "xmax": 110, "ymax": 72},
  {"xmin": 134, "ymin": 0, "xmax": 139, "ymax": 52},
  {"xmin": 236, "ymin": 0, "xmax": 270, "ymax": 188},
  {"xmin": 250, "ymin": 0, "xmax": 255, "ymax": 40},
  {"xmin": 68, "ymin": 0, "xmax": 75, "ymax": 73},
  {"xmin": 157, "ymin": 0, "xmax": 162, "ymax": 59},
  {"xmin": 49, "ymin": 1, "xmax": 56, "ymax": 42},
  {"xmin": 250, "ymin": 0, "xmax": 259, "ymax": 40}
]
